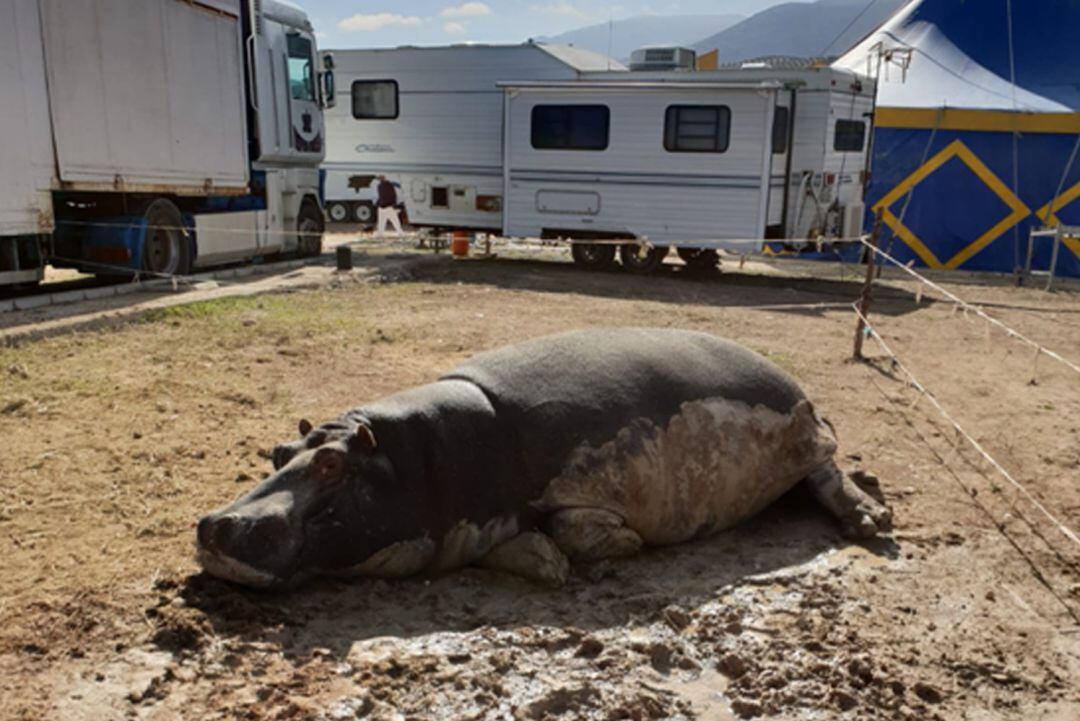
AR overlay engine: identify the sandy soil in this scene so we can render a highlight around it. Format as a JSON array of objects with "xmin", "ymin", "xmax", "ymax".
[{"xmin": 1, "ymin": 248, "xmax": 1078, "ymax": 720}]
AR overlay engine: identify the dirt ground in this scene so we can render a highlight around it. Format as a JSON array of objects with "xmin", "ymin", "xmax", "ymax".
[{"xmin": 1, "ymin": 245, "xmax": 1078, "ymax": 720}]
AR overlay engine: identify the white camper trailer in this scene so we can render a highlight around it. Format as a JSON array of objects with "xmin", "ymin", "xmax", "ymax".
[
  {"xmin": 321, "ymin": 43, "xmax": 620, "ymax": 230},
  {"xmin": 500, "ymin": 55, "xmax": 875, "ymax": 271}
]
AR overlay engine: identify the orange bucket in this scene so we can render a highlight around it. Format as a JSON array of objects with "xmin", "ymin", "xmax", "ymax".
[{"xmin": 451, "ymin": 230, "xmax": 470, "ymax": 257}]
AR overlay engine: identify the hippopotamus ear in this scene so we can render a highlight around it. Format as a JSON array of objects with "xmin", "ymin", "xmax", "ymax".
[
  {"xmin": 298, "ymin": 418, "xmax": 313, "ymax": 437},
  {"xmin": 311, "ymin": 445, "xmax": 346, "ymax": 482},
  {"xmin": 347, "ymin": 424, "xmax": 377, "ymax": 454}
]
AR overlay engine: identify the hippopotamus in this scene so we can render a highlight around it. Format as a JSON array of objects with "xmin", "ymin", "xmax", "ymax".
[{"xmin": 196, "ymin": 328, "xmax": 891, "ymax": 588}]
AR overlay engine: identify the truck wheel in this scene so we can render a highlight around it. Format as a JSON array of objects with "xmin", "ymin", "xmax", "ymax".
[
  {"xmin": 677, "ymin": 247, "xmax": 720, "ymax": 271},
  {"xmin": 354, "ymin": 202, "xmax": 374, "ymax": 226},
  {"xmin": 571, "ymin": 242, "xmax": 617, "ymax": 271},
  {"xmin": 297, "ymin": 201, "xmax": 324, "ymax": 257},
  {"xmin": 326, "ymin": 202, "xmax": 350, "ymax": 223},
  {"xmin": 620, "ymin": 243, "xmax": 667, "ymax": 274},
  {"xmin": 142, "ymin": 199, "xmax": 190, "ymax": 276}
]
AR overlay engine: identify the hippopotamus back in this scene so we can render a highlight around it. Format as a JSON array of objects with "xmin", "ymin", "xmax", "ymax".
[{"xmin": 443, "ymin": 328, "xmax": 807, "ymax": 493}]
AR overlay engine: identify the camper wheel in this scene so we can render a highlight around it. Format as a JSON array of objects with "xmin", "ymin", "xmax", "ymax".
[
  {"xmin": 620, "ymin": 243, "xmax": 668, "ymax": 274},
  {"xmin": 354, "ymin": 202, "xmax": 375, "ymax": 226},
  {"xmin": 677, "ymin": 247, "xmax": 720, "ymax": 271},
  {"xmin": 571, "ymin": 242, "xmax": 617, "ymax": 271},
  {"xmin": 326, "ymin": 202, "xmax": 350, "ymax": 223}
]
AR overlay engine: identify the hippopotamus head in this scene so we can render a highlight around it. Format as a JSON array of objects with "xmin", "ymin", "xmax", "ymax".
[
  {"xmin": 269, "ymin": 417, "xmax": 356, "ymax": 470},
  {"xmin": 196, "ymin": 421, "xmax": 411, "ymax": 588}
]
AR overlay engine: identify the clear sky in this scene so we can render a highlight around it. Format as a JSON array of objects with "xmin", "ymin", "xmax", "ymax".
[{"xmin": 300, "ymin": 0, "xmax": 797, "ymax": 50}]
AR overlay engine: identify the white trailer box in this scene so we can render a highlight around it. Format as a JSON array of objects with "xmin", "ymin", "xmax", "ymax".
[
  {"xmin": 0, "ymin": 0, "xmax": 54, "ymax": 284},
  {"xmin": 39, "ymin": 0, "xmax": 249, "ymax": 193},
  {"xmin": 499, "ymin": 59, "xmax": 874, "ymax": 271},
  {"xmin": 321, "ymin": 43, "xmax": 619, "ymax": 229}
]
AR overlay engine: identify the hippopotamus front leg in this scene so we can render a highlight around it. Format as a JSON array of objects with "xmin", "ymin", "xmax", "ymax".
[
  {"xmin": 478, "ymin": 531, "xmax": 570, "ymax": 586},
  {"xmin": 547, "ymin": 508, "xmax": 644, "ymax": 562},
  {"xmin": 804, "ymin": 461, "xmax": 893, "ymax": 538}
]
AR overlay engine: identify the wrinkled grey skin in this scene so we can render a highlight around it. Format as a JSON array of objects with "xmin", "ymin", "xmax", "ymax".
[{"xmin": 196, "ymin": 328, "xmax": 892, "ymax": 589}]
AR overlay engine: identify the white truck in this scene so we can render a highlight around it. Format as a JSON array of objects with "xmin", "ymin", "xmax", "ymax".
[{"xmin": 0, "ymin": 0, "xmax": 334, "ymax": 288}]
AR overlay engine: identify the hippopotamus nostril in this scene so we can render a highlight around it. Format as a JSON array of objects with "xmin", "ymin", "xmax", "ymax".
[{"xmin": 196, "ymin": 516, "xmax": 215, "ymax": 549}]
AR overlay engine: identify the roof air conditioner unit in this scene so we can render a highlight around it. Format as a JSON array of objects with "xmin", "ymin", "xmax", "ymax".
[{"xmin": 629, "ymin": 46, "xmax": 696, "ymax": 72}]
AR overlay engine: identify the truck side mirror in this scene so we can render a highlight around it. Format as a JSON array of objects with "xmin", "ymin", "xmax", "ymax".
[{"xmin": 321, "ymin": 70, "xmax": 336, "ymax": 109}]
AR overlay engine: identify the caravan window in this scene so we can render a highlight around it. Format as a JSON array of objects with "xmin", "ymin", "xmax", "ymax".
[
  {"xmin": 531, "ymin": 105, "xmax": 610, "ymax": 150},
  {"xmin": 352, "ymin": 80, "xmax": 399, "ymax": 120},
  {"xmin": 772, "ymin": 106, "xmax": 790, "ymax": 154},
  {"xmin": 834, "ymin": 119, "xmax": 866, "ymax": 152},
  {"xmin": 664, "ymin": 105, "xmax": 731, "ymax": 153}
]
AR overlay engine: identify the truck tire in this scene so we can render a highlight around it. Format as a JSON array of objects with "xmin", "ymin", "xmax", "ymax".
[
  {"xmin": 326, "ymin": 201, "xmax": 350, "ymax": 223},
  {"xmin": 142, "ymin": 199, "xmax": 190, "ymax": 276},
  {"xmin": 620, "ymin": 243, "xmax": 668, "ymax": 274},
  {"xmin": 297, "ymin": 201, "xmax": 324, "ymax": 257},
  {"xmin": 354, "ymin": 202, "xmax": 375, "ymax": 226}
]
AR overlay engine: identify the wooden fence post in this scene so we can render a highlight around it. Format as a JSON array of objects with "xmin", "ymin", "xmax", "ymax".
[{"xmin": 853, "ymin": 209, "xmax": 883, "ymax": 360}]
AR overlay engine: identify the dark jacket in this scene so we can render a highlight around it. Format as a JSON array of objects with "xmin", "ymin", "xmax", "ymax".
[{"xmin": 377, "ymin": 180, "xmax": 397, "ymax": 208}]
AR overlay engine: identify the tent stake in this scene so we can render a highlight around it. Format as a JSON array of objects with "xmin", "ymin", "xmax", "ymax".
[{"xmin": 853, "ymin": 210, "xmax": 883, "ymax": 360}]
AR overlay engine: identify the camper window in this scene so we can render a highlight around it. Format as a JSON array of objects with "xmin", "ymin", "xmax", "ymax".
[
  {"xmin": 531, "ymin": 105, "xmax": 610, "ymax": 151},
  {"xmin": 772, "ymin": 107, "xmax": 790, "ymax": 154},
  {"xmin": 352, "ymin": 80, "xmax": 399, "ymax": 120},
  {"xmin": 834, "ymin": 119, "xmax": 866, "ymax": 152},
  {"xmin": 287, "ymin": 35, "xmax": 316, "ymax": 102},
  {"xmin": 664, "ymin": 106, "xmax": 730, "ymax": 153}
]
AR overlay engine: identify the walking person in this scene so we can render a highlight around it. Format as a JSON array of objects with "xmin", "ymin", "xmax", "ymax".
[{"xmin": 375, "ymin": 175, "xmax": 404, "ymax": 238}]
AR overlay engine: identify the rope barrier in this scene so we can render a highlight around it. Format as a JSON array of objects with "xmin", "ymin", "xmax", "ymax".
[
  {"xmin": 851, "ymin": 302, "xmax": 1080, "ymax": 550},
  {"xmin": 858, "ymin": 236, "xmax": 1080, "ymax": 377},
  {"xmin": 53, "ymin": 218, "xmax": 871, "ymax": 249}
]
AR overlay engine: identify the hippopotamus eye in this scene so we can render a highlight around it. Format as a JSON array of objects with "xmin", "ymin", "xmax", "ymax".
[
  {"xmin": 310, "ymin": 446, "xmax": 346, "ymax": 484},
  {"xmin": 306, "ymin": 430, "xmax": 328, "ymax": 448}
]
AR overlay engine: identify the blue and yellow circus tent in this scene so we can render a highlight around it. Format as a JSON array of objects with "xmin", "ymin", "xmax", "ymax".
[{"xmin": 835, "ymin": 0, "xmax": 1080, "ymax": 277}]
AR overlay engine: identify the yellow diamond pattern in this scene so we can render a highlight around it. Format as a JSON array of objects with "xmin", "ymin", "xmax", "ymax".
[{"xmin": 872, "ymin": 139, "xmax": 1031, "ymax": 270}]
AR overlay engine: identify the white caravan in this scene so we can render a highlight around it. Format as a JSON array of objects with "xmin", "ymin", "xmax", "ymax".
[
  {"xmin": 0, "ymin": 0, "xmax": 333, "ymax": 288},
  {"xmin": 499, "ymin": 55, "xmax": 875, "ymax": 271},
  {"xmin": 321, "ymin": 43, "xmax": 620, "ymax": 230}
]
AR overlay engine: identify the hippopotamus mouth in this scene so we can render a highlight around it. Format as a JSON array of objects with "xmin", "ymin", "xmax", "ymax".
[{"xmin": 195, "ymin": 546, "xmax": 284, "ymax": 588}]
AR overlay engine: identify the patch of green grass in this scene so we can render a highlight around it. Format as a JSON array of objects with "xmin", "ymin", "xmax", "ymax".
[
  {"xmin": 140, "ymin": 291, "xmax": 371, "ymax": 338},
  {"xmin": 753, "ymin": 347, "xmax": 799, "ymax": 377}
]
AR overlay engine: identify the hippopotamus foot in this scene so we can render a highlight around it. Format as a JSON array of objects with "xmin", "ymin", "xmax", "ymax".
[
  {"xmin": 804, "ymin": 462, "xmax": 893, "ymax": 538},
  {"xmin": 478, "ymin": 531, "xmax": 569, "ymax": 587},
  {"xmin": 548, "ymin": 508, "xmax": 645, "ymax": 562}
]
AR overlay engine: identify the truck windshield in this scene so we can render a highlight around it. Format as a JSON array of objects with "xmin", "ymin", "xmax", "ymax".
[{"xmin": 287, "ymin": 34, "xmax": 315, "ymax": 102}]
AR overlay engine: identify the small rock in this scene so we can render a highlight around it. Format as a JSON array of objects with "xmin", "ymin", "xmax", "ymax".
[
  {"xmin": 645, "ymin": 642, "xmax": 674, "ymax": 673},
  {"xmin": 661, "ymin": 605, "xmax": 691, "ymax": 631},
  {"xmin": 848, "ymin": 657, "xmax": 873, "ymax": 683},
  {"xmin": 1, "ymin": 399, "xmax": 28, "ymax": 415},
  {"xmin": 832, "ymin": 689, "xmax": 858, "ymax": 711},
  {"xmin": 717, "ymin": 652, "xmax": 748, "ymax": 679},
  {"xmin": 575, "ymin": 636, "xmax": 604, "ymax": 659},
  {"xmin": 985, "ymin": 590, "xmax": 996, "ymax": 602},
  {"xmin": 235, "ymin": 472, "xmax": 253, "ymax": 483},
  {"xmin": 913, "ymin": 681, "xmax": 943, "ymax": 704},
  {"xmin": 729, "ymin": 698, "xmax": 762, "ymax": 718}
]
